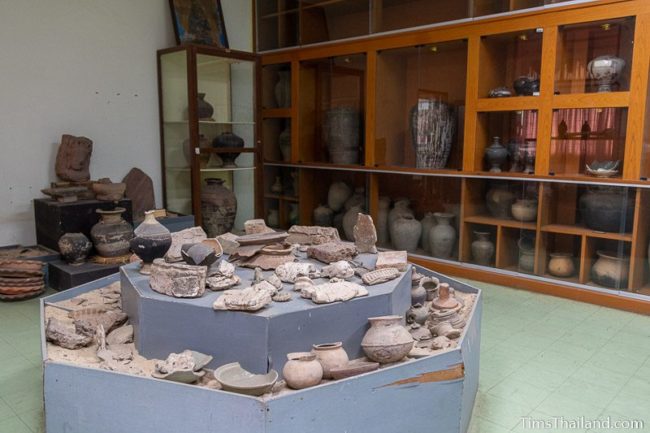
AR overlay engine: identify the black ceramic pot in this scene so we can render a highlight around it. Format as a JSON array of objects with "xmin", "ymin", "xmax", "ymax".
[
  {"xmin": 212, "ymin": 132, "xmax": 244, "ymax": 167},
  {"xmin": 579, "ymin": 186, "xmax": 634, "ymax": 233},
  {"xmin": 513, "ymin": 76, "xmax": 540, "ymax": 96},
  {"xmin": 58, "ymin": 233, "xmax": 92, "ymax": 265},
  {"xmin": 130, "ymin": 211, "xmax": 172, "ymax": 274}
]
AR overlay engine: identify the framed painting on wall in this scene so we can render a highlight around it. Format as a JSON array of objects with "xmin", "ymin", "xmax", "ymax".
[{"xmin": 169, "ymin": 0, "xmax": 229, "ymax": 48}]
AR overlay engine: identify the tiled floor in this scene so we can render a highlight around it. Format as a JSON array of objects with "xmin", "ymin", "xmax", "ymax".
[{"xmin": 0, "ymin": 283, "xmax": 649, "ymax": 433}]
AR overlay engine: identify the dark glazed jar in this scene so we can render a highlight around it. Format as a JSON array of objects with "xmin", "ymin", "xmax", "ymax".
[
  {"xmin": 212, "ymin": 132, "xmax": 244, "ymax": 167},
  {"xmin": 90, "ymin": 207, "xmax": 134, "ymax": 258},
  {"xmin": 579, "ymin": 186, "xmax": 634, "ymax": 233},
  {"xmin": 197, "ymin": 93, "xmax": 214, "ymax": 120},
  {"xmin": 130, "ymin": 211, "xmax": 172, "ymax": 274},
  {"xmin": 201, "ymin": 178, "xmax": 237, "ymax": 237},
  {"xmin": 58, "ymin": 233, "xmax": 92, "ymax": 265}
]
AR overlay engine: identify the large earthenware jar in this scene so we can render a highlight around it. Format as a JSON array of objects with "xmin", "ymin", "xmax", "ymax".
[
  {"xmin": 548, "ymin": 252, "xmax": 575, "ymax": 278},
  {"xmin": 311, "ymin": 342, "xmax": 349, "ymax": 380},
  {"xmin": 58, "ymin": 233, "xmax": 92, "ymax": 265},
  {"xmin": 274, "ymin": 70, "xmax": 291, "ymax": 108},
  {"xmin": 517, "ymin": 237, "xmax": 535, "ymax": 273},
  {"xmin": 588, "ymin": 55, "xmax": 625, "ymax": 92},
  {"xmin": 323, "ymin": 106, "xmax": 360, "ymax": 164},
  {"xmin": 377, "ymin": 197, "xmax": 390, "ymax": 246},
  {"xmin": 283, "ymin": 352, "xmax": 323, "ymax": 389},
  {"xmin": 267, "ymin": 209, "xmax": 279, "ymax": 227},
  {"xmin": 197, "ymin": 93, "xmax": 214, "ymax": 120},
  {"xmin": 579, "ymin": 186, "xmax": 634, "ymax": 233},
  {"xmin": 486, "ymin": 182, "xmax": 516, "ymax": 219},
  {"xmin": 591, "ymin": 250, "xmax": 629, "ymax": 288},
  {"xmin": 388, "ymin": 199, "xmax": 414, "ymax": 229},
  {"xmin": 343, "ymin": 204, "xmax": 363, "ymax": 241},
  {"xmin": 90, "ymin": 208, "xmax": 134, "ymax": 258},
  {"xmin": 212, "ymin": 132, "xmax": 244, "ymax": 168},
  {"xmin": 485, "ymin": 137, "xmax": 508, "ymax": 172},
  {"xmin": 130, "ymin": 210, "xmax": 172, "ymax": 274},
  {"xmin": 390, "ymin": 215, "xmax": 422, "ymax": 253},
  {"xmin": 420, "ymin": 212, "xmax": 436, "ymax": 252},
  {"xmin": 278, "ymin": 125, "xmax": 291, "ymax": 162},
  {"xmin": 511, "ymin": 199, "xmax": 538, "ymax": 222},
  {"xmin": 313, "ymin": 204, "xmax": 334, "ymax": 227},
  {"xmin": 429, "ymin": 212, "xmax": 456, "ymax": 259},
  {"xmin": 361, "ymin": 315, "xmax": 414, "ymax": 364},
  {"xmin": 409, "ymin": 100, "xmax": 455, "ymax": 169},
  {"xmin": 201, "ymin": 178, "xmax": 237, "ymax": 237},
  {"xmin": 471, "ymin": 231, "xmax": 494, "ymax": 266},
  {"xmin": 327, "ymin": 182, "xmax": 352, "ymax": 213}
]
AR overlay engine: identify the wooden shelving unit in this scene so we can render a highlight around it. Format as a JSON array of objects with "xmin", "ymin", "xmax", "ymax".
[{"xmin": 258, "ymin": 0, "xmax": 650, "ymax": 313}]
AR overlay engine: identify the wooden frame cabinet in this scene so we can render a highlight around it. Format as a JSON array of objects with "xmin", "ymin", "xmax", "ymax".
[{"xmin": 259, "ymin": 0, "xmax": 650, "ymax": 312}]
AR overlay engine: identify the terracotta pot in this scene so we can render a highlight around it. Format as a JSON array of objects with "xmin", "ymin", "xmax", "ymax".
[
  {"xmin": 274, "ymin": 70, "xmax": 291, "ymax": 108},
  {"xmin": 486, "ymin": 182, "xmax": 515, "ymax": 219},
  {"xmin": 361, "ymin": 315, "xmax": 414, "ymax": 364},
  {"xmin": 591, "ymin": 250, "xmax": 629, "ymax": 288},
  {"xmin": 376, "ymin": 197, "xmax": 390, "ymax": 246},
  {"xmin": 579, "ymin": 186, "xmax": 634, "ymax": 233},
  {"xmin": 547, "ymin": 252, "xmax": 575, "ymax": 278},
  {"xmin": 212, "ymin": 132, "xmax": 244, "ymax": 167},
  {"xmin": 343, "ymin": 204, "xmax": 363, "ymax": 241},
  {"xmin": 390, "ymin": 215, "xmax": 421, "ymax": 253},
  {"xmin": 283, "ymin": 352, "xmax": 323, "ymax": 389},
  {"xmin": 197, "ymin": 93, "xmax": 214, "ymax": 120},
  {"xmin": 511, "ymin": 199, "xmax": 538, "ymax": 222},
  {"xmin": 130, "ymin": 211, "xmax": 172, "ymax": 274},
  {"xmin": 406, "ymin": 303, "xmax": 428, "ymax": 325},
  {"xmin": 200, "ymin": 178, "xmax": 237, "ymax": 237},
  {"xmin": 313, "ymin": 204, "xmax": 333, "ymax": 227},
  {"xmin": 471, "ymin": 231, "xmax": 494, "ymax": 266},
  {"xmin": 420, "ymin": 212, "xmax": 436, "ymax": 252},
  {"xmin": 429, "ymin": 212, "xmax": 456, "ymax": 259},
  {"xmin": 58, "ymin": 233, "xmax": 92, "ymax": 265},
  {"xmin": 90, "ymin": 208, "xmax": 133, "ymax": 258},
  {"xmin": 311, "ymin": 342, "xmax": 349, "ymax": 380},
  {"xmin": 327, "ymin": 182, "xmax": 352, "ymax": 213}
]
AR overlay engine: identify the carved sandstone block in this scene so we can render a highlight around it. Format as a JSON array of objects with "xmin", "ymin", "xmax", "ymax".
[{"xmin": 149, "ymin": 259, "xmax": 207, "ymax": 298}]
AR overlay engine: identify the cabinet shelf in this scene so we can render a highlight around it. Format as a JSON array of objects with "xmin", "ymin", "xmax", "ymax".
[
  {"xmin": 199, "ymin": 167, "xmax": 256, "ymax": 172},
  {"xmin": 552, "ymin": 92, "xmax": 630, "ymax": 109},
  {"xmin": 464, "ymin": 215, "xmax": 537, "ymax": 230},
  {"xmin": 264, "ymin": 193, "xmax": 299, "ymax": 202},
  {"xmin": 476, "ymin": 96, "xmax": 540, "ymax": 112},
  {"xmin": 540, "ymin": 224, "xmax": 632, "ymax": 241}
]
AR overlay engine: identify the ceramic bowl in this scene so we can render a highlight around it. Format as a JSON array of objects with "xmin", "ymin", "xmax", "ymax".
[{"xmin": 214, "ymin": 362, "xmax": 278, "ymax": 396}]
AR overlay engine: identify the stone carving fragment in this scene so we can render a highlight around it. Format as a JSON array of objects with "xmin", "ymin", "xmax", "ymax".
[
  {"xmin": 375, "ymin": 250, "xmax": 408, "ymax": 271},
  {"xmin": 55, "ymin": 134, "xmax": 93, "ymax": 182},
  {"xmin": 361, "ymin": 267, "xmax": 400, "ymax": 285},
  {"xmin": 354, "ymin": 214, "xmax": 378, "ymax": 254},
  {"xmin": 244, "ymin": 219, "xmax": 275, "ymax": 234},
  {"xmin": 149, "ymin": 259, "xmax": 207, "ymax": 298},
  {"xmin": 165, "ymin": 227, "xmax": 207, "ymax": 262},
  {"xmin": 213, "ymin": 281, "xmax": 276, "ymax": 311},
  {"xmin": 301, "ymin": 278, "xmax": 368, "ymax": 304},
  {"xmin": 307, "ymin": 242, "xmax": 357, "ymax": 264},
  {"xmin": 275, "ymin": 262, "xmax": 319, "ymax": 283},
  {"xmin": 45, "ymin": 317, "xmax": 93, "ymax": 350},
  {"xmin": 321, "ymin": 260, "xmax": 355, "ymax": 279},
  {"xmin": 286, "ymin": 226, "xmax": 341, "ymax": 245}
]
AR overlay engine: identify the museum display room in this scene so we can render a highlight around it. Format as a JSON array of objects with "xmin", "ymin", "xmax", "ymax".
[{"xmin": 0, "ymin": 1, "xmax": 649, "ymax": 433}]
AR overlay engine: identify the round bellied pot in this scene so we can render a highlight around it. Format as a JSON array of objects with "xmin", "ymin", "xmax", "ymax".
[
  {"xmin": 323, "ymin": 106, "xmax": 360, "ymax": 165},
  {"xmin": 313, "ymin": 204, "xmax": 334, "ymax": 227},
  {"xmin": 212, "ymin": 132, "xmax": 244, "ymax": 167},
  {"xmin": 270, "ymin": 176, "xmax": 283, "ymax": 194},
  {"xmin": 327, "ymin": 182, "xmax": 352, "ymax": 213},
  {"xmin": 390, "ymin": 215, "xmax": 421, "ymax": 253},
  {"xmin": 283, "ymin": 352, "xmax": 323, "ymax": 389},
  {"xmin": 411, "ymin": 275, "xmax": 427, "ymax": 306},
  {"xmin": 311, "ymin": 342, "xmax": 349, "ymax": 380},
  {"xmin": 471, "ymin": 231, "xmax": 494, "ymax": 266},
  {"xmin": 376, "ymin": 197, "xmax": 391, "ymax": 246},
  {"xmin": 513, "ymin": 75, "xmax": 540, "ymax": 96},
  {"xmin": 420, "ymin": 212, "xmax": 436, "ymax": 252},
  {"xmin": 343, "ymin": 204, "xmax": 364, "ymax": 241},
  {"xmin": 485, "ymin": 137, "xmax": 508, "ymax": 172},
  {"xmin": 547, "ymin": 252, "xmax": 575, "ymax": 278},
  {"xmin": 486, "ymin": 182, "xmax": 516, "ymax": 219},
  {"xmin": 406, "ymin": 303, "xmax": 428, "ymax": 325},
  {"xmin": 90, "ymin": 208, "xmax": 134, "ymax": 258},
  {"xmin": 591, "ymin": 250, "xmax": 629, "ymax": 288},
  {"xmin": 200, "ymin": 178, "xmax": 237, "ymax": 237},
  {"xmin": 278, "ymin": 126, "xmax": 291, "ymax": 162},
  {"xmin": 511, "ymin": 199, "xmax": 538, "ymax": 222},
  {"xmin": 344, "ymin": 187, "xmax": 365, "ymax": 211},
  {"xmin": 587, "ymin": 55, "xmax": 626, "ymax": 92},
  {"xmin": 388, "ymin": 199, "xmax": 414, "ymax": 229},
  {"xmin": 58, "ymin": 233, "xmax": 92, "ymax": 265},
  {"xmin": 196, "ymin": 93, "xmax": 214, "ymax": 120},
  {"xmin": 429, "ymin": 212, "xmax": 456, "ymax": 259},
  {"xmin": 274, "ymin": 69, "xmax": 291, "ymax": 108},
  {"xmin": 517, "ymin": 236, "xmax": 535, "ymax": 273},
  {"xmin": 361, "ymin": 315, "xmax": 414, "ymax": 364},
  {"xmin": 579, "ymin": 186, "xmax": 634, "ymax": 233},
  {"xmin": 130, "ymin": 211, "xmax": 172, "ymax": 274}
]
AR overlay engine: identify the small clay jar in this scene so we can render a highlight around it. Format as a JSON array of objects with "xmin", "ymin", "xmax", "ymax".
[
  {"xmin": 361, "ymin": 315, "xmax": 414, "ymax": 364},
  {"xmin": 547, "ymin": 253, "xmax": 575, "ymax": 278},
  {"xmin": 283, "ymin": 352, "xmax": 323, "ymax": 389},
  {"xmin": 90, "ymin": 207, "xmax": 133, "ymax": 258},
  {"xmin": 58, "ymin": 233, "xmax": 92, "ymax": 265},
  {"xmin": 406, "ymin": 303, "xmax": 429, "ymax": 325},
  {"xmin": 511, "ymin": 199, "xmax": 538, "ymax": 222},
  {"xmin": 420, "ymin": 276, "xmax": 439, "ymax": 301},
  {"xmin": 411, "ymin": 275, "xmax": 427, "ymax": 306},
  {"xmin": 431, "ymin": 283, "xmax": 460, "ymax": 310},
  {"xmin": 311, "ymin": 342, "xmax": 349, "ymax": 380}
]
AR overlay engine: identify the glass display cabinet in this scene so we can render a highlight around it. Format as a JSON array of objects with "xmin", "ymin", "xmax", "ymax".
[{"xmin": 158, "ymin": 45, "xmax": 259, "ymax": 234}]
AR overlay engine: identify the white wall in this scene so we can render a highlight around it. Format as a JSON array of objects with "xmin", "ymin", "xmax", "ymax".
[{"xmin": 0, "ymin": 0, "xmax": 252, "ymax": 246}]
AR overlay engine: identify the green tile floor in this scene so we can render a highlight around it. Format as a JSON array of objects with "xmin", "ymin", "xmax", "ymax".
[{"xmin": 1, "ymin": 282, "xmax": 649, "ymax": 433}]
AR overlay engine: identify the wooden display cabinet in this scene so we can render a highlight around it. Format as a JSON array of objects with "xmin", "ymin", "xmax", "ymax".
[
  {"xmin": 256, "ymin": 1, "xmax": 299, "ymax": 52},
  {"xmin": 263, "ymin": 166, "xmax": 299, "ymax": 230}
]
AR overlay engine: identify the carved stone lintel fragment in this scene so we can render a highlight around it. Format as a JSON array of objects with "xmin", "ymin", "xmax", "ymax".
[
  {"xmin": 353, "ymin": 214, "xmax": 378, "ymax": 254},
  {"xmin": 286, "ymin": 225, "xmax": 341, "ymax": 245},
  {"xmin": 375, "ymin": 250, "xmax": 408, "ymax": 272},
  {"xmin": 307, "ymin": 242, "xmax": 357, "ymax": 264},
  {"xmin": 150, "ymin": 259, "xmax": 207, "ymax": 298},
  {"xmin": 361, "ymin": 267, "xmax": 400, "ymax": 285}
]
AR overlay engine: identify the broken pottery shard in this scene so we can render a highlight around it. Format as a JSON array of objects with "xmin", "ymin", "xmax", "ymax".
[
  {"xmin": 236, "ymin": 232, "xmax": 288, "ymax": 246},
  {"xmin": 153, "ymin": 350, "xmax": 212, "ymax": 384},
  {"xmin": 237, "ymin": 244, "xmax": 296, "ymax": 270},
  {"xmin": 266, "ymin": 273, "xmax": 283, "ymax": 290},
  {"xmin": 275, "ymin": 262, "xmax": 319, "ymax": 283},
  {"xmin": 361, "ymin": 267, "xmax": 400, "ymax": 285},
  {"xmin": 45, "ymin": 318, "xmax": 93, "ymax": 350},
  {"xmin": 286, "ymin": 226, "xmax": 341, "ymax": 245},
  {"xmin": 122, "ymin": 168, "xmax": 155, "ymax": 222},
  {"xmin": 354, "ymin": 214, "xmax": 378, "ymax": 254},
  {"xmin": 216, "ymin": 232, "xmax": 240, "ymax": 255},
  {"xmin": 212, "ymin": 281, "xmax": 275, "ymax": 312},
  {"xmin": 98, "ymin": 344, "xmax": 134, "ymax": 363},
  {"xmin": 375, "ymin": 250, "xmax": 408, "ymax": 272},
  {"xmin": 244, "ymin": 219, "xmax": 274, "ymax": 235},
  {"xmin": 304, "ymin": 278, "xmax": 368, "ymax": 304},
  {"xmin": 55, "ymin": 134, "xmax": 93, "ymax": 182},
  {"xmin": 206, "ymin": 274, "xmax": 241, "ymax": 291},
  {"xmin": 307, "ymin": 242, "xmax": 357, "ymax": 264},
  {"xmin": 74, "ymin": 311, "xmax": 128, "ymax": 337},
  {"xmin": 272, "ymin": 292, "xmax": 292, "ymax": 302},
  {"xmin": 321, "ymin": 260, "xmax": 355, "ymax": 279},
  {"xmin": 165, "ymin": 227, "xmax": 207, "ymax": 262},
  {"xmin": 149, "ymin": 259, "xmax": 207, "ymax": 298},
  {"xmin": 106, "ymin": 325, "xmax": 134, "ymax": 345},
  {"xmin": 431, "ymin": 336, "xmax": 456, "ymax": 350}
]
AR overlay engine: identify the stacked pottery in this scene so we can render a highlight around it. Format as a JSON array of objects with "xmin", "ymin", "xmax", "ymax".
[
  {"xmin": 274, "ymin": 70, "xmax": 291, "ymax": 108},
  {"xmin": 579, "ymin": 186, "xmax": 634, "ymax": 232},
  {"xmin": 200, "ymin": 178, "xmax": 237, "ymax": 237},
  {"xmin": 311, "ymin": 342, "xmax": 349, "ymax": 380},
  {"xmin": 313, "ymin": 204, "xmax": 334, "ymax": 227},
  {"xmin": 343, "ymin": 204, "xmax": 364, "ymax": 241},
  {"xmin": 90, "ymin": 208, "xmax": 134, "ymax": 258},
  {"xmin": 591, "ymin": 251, "xmax": 629, "ymax": 288},
  {"xmin": 486, "ymin": 182, "xmax": 515, "ymax": 219},
  {"xmin": 323, "ymin": 107, "xmax": 360, "ymax": 164},
  {"xmin": 420, "ymin": 212, "xmax": 436, "ymax": 252},
  {"xmin": 548, "ymin": 253, "xmax": 575, "ymax": 278},
  {"xmin": 212, "ymin": 132, "xmax": 244, "ymax": 167},
  {"xmin": 361, "ymin": 315, "xmax": 414, "ymax": 364},
  {"xmin": 429, "ymin": 212, "xmax": 456, "ymax": 259},
  {"xmin": 327, "ymin": 182, "xmax": 352, "ymax": 213},
  {"xmin": 283, "ymin": 352, "xmax": 323, "ymax": 389},
  {"xmin": 376, "ymin": 197, "xmax": 391, "ymax": 246},
  {"xmin": 471, "ymin": 231, "xmax": 494, "ymax": 266},
  {"xmin": 390, "ymin": 215, "xmax": 421, "ymax": 253},
  {"xmin": 130, "ymin": 211, "xmax": 172, "ymax": 274},
  {"xmin": 58, "ymin": 233, "xmax": 92, "ymax": 265},
  {"xmin": 511, "ymin": 199, "xmax": 538, "ymax": 222}
]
